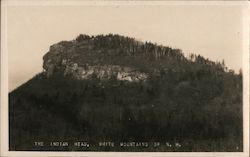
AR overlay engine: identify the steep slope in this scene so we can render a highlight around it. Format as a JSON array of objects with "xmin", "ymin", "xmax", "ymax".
[{"xmin": 9, "ymin": 34, "xmax": 243, "ymax": 151}]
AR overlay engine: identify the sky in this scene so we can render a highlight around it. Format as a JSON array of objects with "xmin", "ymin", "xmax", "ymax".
[{"xmin": 5, "ymin": 3, "xmax": 247, "ymax": 91}]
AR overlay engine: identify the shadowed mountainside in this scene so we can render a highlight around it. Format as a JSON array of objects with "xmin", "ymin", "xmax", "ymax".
[{"xmin": 9, "ymin": 34, "xmax": 242, "ymax": 151}]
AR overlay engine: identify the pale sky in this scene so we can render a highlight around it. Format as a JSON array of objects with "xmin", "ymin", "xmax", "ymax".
[{"xmin": 5, "ymin": 3, "xmax": 247, "ymax": 91}]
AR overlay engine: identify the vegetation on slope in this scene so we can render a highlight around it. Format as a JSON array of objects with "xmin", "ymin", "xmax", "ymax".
[{"xmin": 9, "ymin": 34, "xmax": 242, "ymax": 151}]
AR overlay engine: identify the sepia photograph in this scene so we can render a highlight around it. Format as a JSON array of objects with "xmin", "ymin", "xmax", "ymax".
[{"xmin": 1, "ymin": 0, "xmax": 249, "ymax": 156}]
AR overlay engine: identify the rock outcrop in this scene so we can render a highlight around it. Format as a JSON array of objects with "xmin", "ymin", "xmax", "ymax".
[
  {"xmin": 63, "ymin": 62, "xmax": 148, "ymax": 82},
  {"xmin": 42, "ymin": 35, "xmax": 148, "ymax": 82}
]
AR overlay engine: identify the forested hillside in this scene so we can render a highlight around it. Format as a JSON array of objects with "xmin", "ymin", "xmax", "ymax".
[{"xmin": 9, "ymin": 34, "xmax": 242, "ymax": 151}]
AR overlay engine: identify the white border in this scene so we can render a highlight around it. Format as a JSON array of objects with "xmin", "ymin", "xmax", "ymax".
[
  {"xmin": 1, "ymin": 0, "xmax": 250, "ymax": 6},
  {"xmin": 1, "ymin": 1, "xmax": 249, "ymax": 157}
]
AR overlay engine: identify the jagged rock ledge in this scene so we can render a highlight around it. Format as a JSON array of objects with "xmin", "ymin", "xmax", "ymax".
[
  {"xmin": 63, "ymin": 62, "xmax": 148, "ymax": 82},
  {"xmin": 42, "ymin": 34, "xmax": 152, "ymax": 82}
]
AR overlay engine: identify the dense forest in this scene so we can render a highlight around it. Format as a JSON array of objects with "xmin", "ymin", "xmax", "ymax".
[{"xmin": 9, "ymin": 34, "xmax": 242, "ymax": 151}]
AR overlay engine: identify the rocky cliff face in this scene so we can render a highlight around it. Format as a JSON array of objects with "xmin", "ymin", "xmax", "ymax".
[
  {"xmin": 42, "ymin": 34, "xmax": 189, "ymax": 82},
  {"xmin": 63, "ymin": 63, "xmax": 148, "ymax": 82},
  {"xmin": 42, "ymin": 36, "xmax": 148, "ymax": 82}
]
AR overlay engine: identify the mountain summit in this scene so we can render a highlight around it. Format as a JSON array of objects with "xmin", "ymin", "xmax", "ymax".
[
  {"xmin": 43, "ymin": 34, "xmax": 186, "ymax": 82},
  {"xmin": 9, "ymin": 34, "xmax": 242, "ymax": 151}
]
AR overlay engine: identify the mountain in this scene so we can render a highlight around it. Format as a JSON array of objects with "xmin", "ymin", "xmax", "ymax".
[
  {"xmin": 9, "ymin": 34, "xmax": 242, "ymax": 151},
  {"xmin": 42, "ymin": 34, "xmax": 187, "ymax": 81}
]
